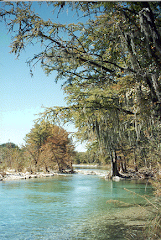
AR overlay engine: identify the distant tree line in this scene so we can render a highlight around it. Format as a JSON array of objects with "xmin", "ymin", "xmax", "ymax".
[{"xmin": 0, "ymin": 122, "xmax": 75, "ymax": 173}]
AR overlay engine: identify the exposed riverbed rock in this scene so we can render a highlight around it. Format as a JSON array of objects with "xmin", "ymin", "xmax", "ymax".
[
  {"xmin": 75, "ymin": 169, "xmax": 109, "ymax": 177},
  {"xmin": 121, "ymin": 169, "xmax": 156, "ymax": 180},
  {"xmin": 103, "ymin": 168, "xmax": 157, "ymax": 181},
  {"xmin": 0, "ymin": 167, "xmax": 158, "ymax": 181},
  {"xmin": 0, "ymin": 170, "xmax": 56, "ymax": 181}
]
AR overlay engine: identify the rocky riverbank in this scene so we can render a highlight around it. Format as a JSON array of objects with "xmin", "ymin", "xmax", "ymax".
[
  {"xmin": 74, "ymin": 169, "xmax": 110, "ymax": 177},
  {"xmin": 0, "ymin": 169, "xmax": 102, "ymax": 181},
  {"xmin": 0, "ymin": 169, "xmax": 60, "ymax": 181},
  {"xmin": 0, "ymin": 167, "xmax": 159, "ymax": 181},
  {"xmin": 74, "ymin": 168, "xmax": 157, "ymax": 181}
]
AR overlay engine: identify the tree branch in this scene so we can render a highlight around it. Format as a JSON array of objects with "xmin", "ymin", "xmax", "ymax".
[{"xmin": 38, "ymin": 31, "xmax": 115, "ymax": 74}]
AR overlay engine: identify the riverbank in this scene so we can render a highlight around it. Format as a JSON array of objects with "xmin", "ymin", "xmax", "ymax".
[
  {"xmin": 74, "ymin": 164, "xmax": 158, "ymax": 180},
  {"xmin": 0, "ymin": 169, "xmax": 57, "ymax": 181},
  {"xmin": 0, "ymin": 166, "xmax": 158, "ymax": 181},
  {"xmin": 0, "ymin": 169, "xmax": 107, "ymax": 181}
]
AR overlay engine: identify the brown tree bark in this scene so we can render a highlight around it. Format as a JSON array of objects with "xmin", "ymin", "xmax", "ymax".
[{"xmin": 111, "ymin": 150, "xmax": 120, "ymax": 177}]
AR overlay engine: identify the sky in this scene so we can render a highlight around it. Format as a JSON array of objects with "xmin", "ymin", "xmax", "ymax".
[{"xmin": 0, "ymin": 2, "xmax": 86, "ymax": 151}]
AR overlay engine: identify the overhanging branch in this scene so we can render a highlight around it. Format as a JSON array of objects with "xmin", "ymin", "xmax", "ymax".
[{"xmin": 38, "ymin": 31, "xmax": 115, "ymax": 74}]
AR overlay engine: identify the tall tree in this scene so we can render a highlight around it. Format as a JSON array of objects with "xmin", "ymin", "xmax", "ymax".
[
  {"xmin": 1, "ymin": 2, "xmax": 161, "ymax": 175},
  {"xmin": 1, "ymin": 2, "xmax": 160, "ymax": 115},
  {"xmin": 24, "ymin": 121, "xmax": 74, "ymax": 172}
]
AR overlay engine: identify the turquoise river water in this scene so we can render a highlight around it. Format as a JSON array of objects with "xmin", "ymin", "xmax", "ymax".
[{"xmin": 0, "ymin": 168, "xmax": 153, "ymax": 240}]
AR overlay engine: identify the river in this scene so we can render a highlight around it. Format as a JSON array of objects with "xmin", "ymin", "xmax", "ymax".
[{"xmin": 0, "ymin": 167, "xmax": 153, "ymax": 240}]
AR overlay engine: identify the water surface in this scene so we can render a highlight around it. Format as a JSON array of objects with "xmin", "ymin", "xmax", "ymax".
[{"xmin": 0, "ymin": 171, "xmax": 153, "ymax": 239}]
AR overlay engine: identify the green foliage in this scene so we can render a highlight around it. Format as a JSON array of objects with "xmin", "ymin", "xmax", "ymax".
[
  {"xmin": 74, "ymin": 147, "xmax": 101, "ymax": 165},
  {"xmin": 74, "ymin": 152, "xmax": 87, "ymax": 164},
  {"xmin": 0, "ymin": 143, "xmax": 25, "ymax": 172},
  {"xmin": 0, "ymin": 142, "xmax": 18, "ymax": 149}
]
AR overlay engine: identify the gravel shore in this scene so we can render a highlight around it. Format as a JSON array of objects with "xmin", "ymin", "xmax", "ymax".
[
  {"xmin": 0, "ymin": 167, "xmax": 157, "ymax": 181},
  {"xmin": 0, "ymin": 170, "xmax": 59, "ymax": 181}
]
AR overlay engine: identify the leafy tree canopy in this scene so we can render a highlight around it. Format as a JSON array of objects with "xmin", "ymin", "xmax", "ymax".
[
  {"xmin": 24, "ymin": 120, "xmax": 74, "ymax": 172},
  {"xmin": 1, "ymin": 2, "xmax": 161, "ymax": 175},
  {"xmin": 0, "ymin": 142, "xmax": 19, "ymax": 149}
]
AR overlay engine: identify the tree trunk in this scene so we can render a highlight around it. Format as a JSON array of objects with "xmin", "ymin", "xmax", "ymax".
[
  {"xmin": 133, "ymin": 148, "xmax": 138, "ymax": 172},
  {"xmin": 111, "ymin": 150, "xmax": 120, "ymax": 177},
  {"xmin": 45, "ymin": 164, "xmax": 50, "ymax": 173},
  {"xmin": 120, "ymin": 156, "xmax": 127, "ymax": 173}
]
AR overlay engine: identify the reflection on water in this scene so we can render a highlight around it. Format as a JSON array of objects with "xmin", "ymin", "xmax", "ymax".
[{"xmin": 0, "ymin": 171, "xmax": 153, "ymax": 239}]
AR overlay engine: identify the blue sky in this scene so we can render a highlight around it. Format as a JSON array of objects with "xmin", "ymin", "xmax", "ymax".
[{"xmin": 0, "ymin": 2, "xmax": 86, "ymax": 151}]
